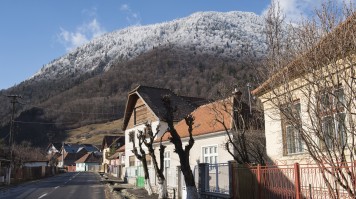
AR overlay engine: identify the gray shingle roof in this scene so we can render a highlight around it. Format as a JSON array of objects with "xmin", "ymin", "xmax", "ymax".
[{"xmin": 122, "ymin": 85, "xmax": 207, "ymax": 130}]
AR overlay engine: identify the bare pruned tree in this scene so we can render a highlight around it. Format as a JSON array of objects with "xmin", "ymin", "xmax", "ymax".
[
  {"xmin": 140, "ymin": 124, "xmax": 168, "ymax": 199},
  {"xmin": 130, "ymin": 131, "xmax": 153, "ymax": 195},
  {"xmin": 162, "ymin": 95, "xmax": 199, "ymax": 199}
]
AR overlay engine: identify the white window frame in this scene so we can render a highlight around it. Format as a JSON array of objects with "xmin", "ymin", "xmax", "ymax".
[
  {"xmin": 164, "ymin": 151, "xmax": 170, "ymax": 168},
  {"xmin": 202, "ymin": 145, "xmax": 218, "ymax": 166}
]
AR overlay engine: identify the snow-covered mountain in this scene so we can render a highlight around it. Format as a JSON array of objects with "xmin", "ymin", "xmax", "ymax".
[{"xmin": 30, "ymin": 11, "xmax": 266, "ymax": 82}]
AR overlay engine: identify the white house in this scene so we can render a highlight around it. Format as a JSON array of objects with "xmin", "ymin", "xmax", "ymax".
[
  {"xmin": 252, "ymin": 12, "xmax": 356, "ymax": 165},
  {"xmin": 75, "ymin": 152, "xmax": 102, "ymax": 172},
  {"xmin": 122, "ymin": 85, "xmax": 205, "ymax": 185}
]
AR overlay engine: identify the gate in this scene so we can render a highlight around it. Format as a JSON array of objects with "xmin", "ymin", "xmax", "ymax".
[{"xmin": 136, "ymin": 166, "xmax": 145, "ymax": 187}]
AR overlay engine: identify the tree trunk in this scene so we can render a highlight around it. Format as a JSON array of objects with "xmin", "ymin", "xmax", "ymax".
[
  {"xmin": 157, "ymin": 177, "xmax": 168, "ymax": 199},
  {"xmin": 145, "ymin": 178, "xmax": 153, "ymax": 195},
  {"xmin": 186, "ymin": 186, "xmax": 199, "ymax": 199}
]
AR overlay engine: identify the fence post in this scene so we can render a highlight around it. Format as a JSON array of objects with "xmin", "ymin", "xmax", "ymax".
[
  {"xmin": 228, "ymin": 161, "xmax": 238, "ymax": 199},
  {"xmin": 257, "ymin": 164, "xmax": 261, "ymax": 199},
  {"xmin": 294, "ymin": 163, "xmax": 301, "ymax": 199},
  {"xmin": 198, "ymin": 163, "xmax": 209, "ymax": 194},
  {"xmin": 351, "ymin": 160, "xmax": 356, "ymax": 193}
]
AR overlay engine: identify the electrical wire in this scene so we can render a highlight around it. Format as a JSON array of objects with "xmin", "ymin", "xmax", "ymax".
[
  {"xmin": 26, "ymin": 104, "xmax": 121, "ymax": 115},
  {"xmin": 13, "ymin": 117, "xmax": 119, "ymax": 125}
]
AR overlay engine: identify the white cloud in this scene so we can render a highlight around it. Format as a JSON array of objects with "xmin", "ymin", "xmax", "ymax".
[
  {"xmin": 58, "ymin": 18, "xmax": 106, "ymax": 52},
  {"xmin": 120, "ymin": 4, "xmax": 141, "ymax": 25},
  {"xmin": 262, "ymin": 0, "xmax": 355, "ymax": 23}
]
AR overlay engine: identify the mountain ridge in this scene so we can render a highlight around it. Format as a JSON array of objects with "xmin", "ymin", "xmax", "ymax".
[
  {"xmin": 0, "ymin": 11, "xmax": 267, "ymax": 147},
  {"xmin": 29, "ymin": 11, "xmax": 266, "ymax": 82}
]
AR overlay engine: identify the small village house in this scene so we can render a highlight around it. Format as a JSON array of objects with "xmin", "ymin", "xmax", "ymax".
[
  {"xmin": 101, "ymin": 135, "xmax": 124, "ymax": 173},
  {"xmin": 57, "ymin": 143, "xmax": 100, "ymax": 171},
  {"xmin": 122, "ymin": 85, "xmax": 205, "ymax": 185},
  {"xmin": 251, "ymin": 11, "xmax": 356, "ymax": 199},
  {"xmin": 252, "ymin": 12, "xmax": 356, "ymax": 165},
  {"xmin": 107, "ymin": 145, "xmax": 125, "ymax": 178},
  {"xmin": 75, "ymin": 152, "xmax": 102, "ymax": 172}
]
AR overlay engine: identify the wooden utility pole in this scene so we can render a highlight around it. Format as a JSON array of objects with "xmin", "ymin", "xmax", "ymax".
[{"xmin": 6, "ymin": 95, "xmax": 21, "ymax": 185}]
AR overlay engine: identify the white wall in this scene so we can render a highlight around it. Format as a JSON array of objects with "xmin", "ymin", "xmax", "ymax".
[
  {"xmin": 124, "ymin": 121, "xmax": 168, "ymax": 178},
  {"xmin": 157, "ymin": 131, "xmax": 233, "ymax": 170},
  {"xmin": 23, "ymin": 162, "xmax": 48, "ymax": 167}
]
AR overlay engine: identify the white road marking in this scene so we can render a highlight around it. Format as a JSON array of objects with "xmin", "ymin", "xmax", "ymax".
[
  {"xmin": 38, "ymin": 193, "xmax": 48, "ymax": 199},
  {"xmin": 54, "ymin": 186, "xmax": 60, "ymax": 189}
]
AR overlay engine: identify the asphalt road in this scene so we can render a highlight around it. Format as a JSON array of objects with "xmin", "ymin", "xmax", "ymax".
[{"xmin": 0, "ymin": 172, "xmax": 106, "ymax": 199}]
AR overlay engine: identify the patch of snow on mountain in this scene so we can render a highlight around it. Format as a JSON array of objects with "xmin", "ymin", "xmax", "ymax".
[{"xmin": 30, "ymin": 11, "xmax": 266, "ymax": 82}]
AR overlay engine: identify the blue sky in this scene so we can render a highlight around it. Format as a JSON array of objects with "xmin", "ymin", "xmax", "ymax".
[{"xmin": 0, "ymin": 0, "xmax": 348, "ymax": 90}]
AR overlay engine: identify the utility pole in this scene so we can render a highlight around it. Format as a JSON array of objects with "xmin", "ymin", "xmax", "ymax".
[{"xmin": 6, "ymin": 95, "xmax": 22, "ymax": 185}]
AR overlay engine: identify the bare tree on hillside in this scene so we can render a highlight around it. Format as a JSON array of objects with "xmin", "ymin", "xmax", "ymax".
[
  {"xmin": 259, "ymin": 1, "xmax": 356, "ymax": 198},
  {"xmin": 162, "ymin": 96, "xmax": 199, "ymax": 199}
]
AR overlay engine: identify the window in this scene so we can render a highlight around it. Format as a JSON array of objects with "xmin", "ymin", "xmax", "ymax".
[
  {"xmin": 129, "ymin": 131, "xmax": 135, "ymax": 143},
  {"xmin": 164, "ymin": 151, "xmax": 170, "ymax": 168},
  {"xmin": 318, "ymin": 87, "xmax": 346, "ymax": 149},
  {"xmin": 129, "ymin": 155, "xmax": 135, "ymax": 167},
  {"xmin": 281, "ymin": 101, "xmax": 303, "ymax": 155},
  {"xmin": 202, "ymin": 145, "xmax": 218, "ymax": 165}
]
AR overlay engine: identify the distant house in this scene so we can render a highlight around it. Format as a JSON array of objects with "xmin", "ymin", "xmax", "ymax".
[
  {"xmin": 46, "ymin": 143, "xmax": 62, "ymax": 156},
  {"xmin": 107, "ymin": 145, "xmax": 125, "ymax": 178},
  {"xmin": 57, "ymin": 143, "xmax": 100, "ymax": 169},
  {"xmin": 122, "ymin": 85, "xmax": 206, "ymax": 185},
  {"xmin": 75, "ymin": 152, "xmax": 102, "ymax": 172},
  {"xmin": 101, "ymin": 136, "xmax": 125, "ymax": 173}
]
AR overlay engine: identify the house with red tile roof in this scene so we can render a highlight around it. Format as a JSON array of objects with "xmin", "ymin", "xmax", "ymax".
[{"xmin": 152, "ymin": 97, "xmax": 237, "ymax": 192}]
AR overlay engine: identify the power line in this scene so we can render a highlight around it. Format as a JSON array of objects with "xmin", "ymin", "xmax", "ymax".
[
  {"xmin": 12, "ymin": 117, "xmax": 119, "ymax": 125},
  {"xmin": 27, "ymin": 105, "xmax": 121, "ymax": 115}
]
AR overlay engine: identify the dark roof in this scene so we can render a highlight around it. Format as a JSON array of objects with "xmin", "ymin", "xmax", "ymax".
[
  {"xmin": 46, "ymin": 142, "xmax": 62, "ymax": 152},
  {"xmin": 101, "ymin": 136, "xmax": 124, "ymax": 150},
  {"xmin": 63, "ymin": 143, "xmax": 99, "ymax": 153},
  {"xmin": 62, "ymin": 153, "xmax": 78, "ymax": 161},
  {"xmin": 75, "ymin": 152, "xmax": 101, "ymax": 163},
  {"xmin": 123, "ymin": 85, "xmax": 204, "ymax": 130}
]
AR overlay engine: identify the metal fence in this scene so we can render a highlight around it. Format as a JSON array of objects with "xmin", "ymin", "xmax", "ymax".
[
  {"xmin": 232, "ymin": 162, "xmax": 356, "ymax": 199},
  {"xmin": 146, "ymin": 167, "xmax": 177, "ymax": 188},
  {"xmin": 195, "ymin": 163, "xmax": 231, "ymax": 199}
]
